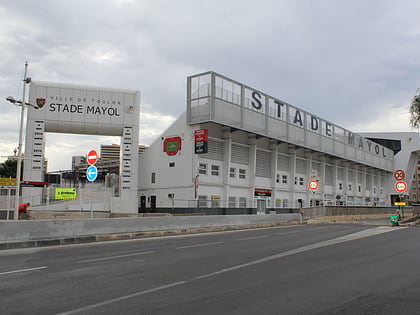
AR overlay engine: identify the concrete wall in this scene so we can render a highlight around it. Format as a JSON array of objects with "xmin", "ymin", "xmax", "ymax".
[
  {"xmin": 302, "ymin": 206, "xmax": 403, "ymax": 218},
  {"xmin": 0, "ymin": 214, "xmax": 301, "ymax": 243}
]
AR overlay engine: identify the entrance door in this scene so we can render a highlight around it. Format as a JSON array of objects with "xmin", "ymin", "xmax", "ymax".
[
  {"xmin": 150, "ymin": 195, "xmax": 156, "ymax": 213},
  {"xmin": 139, "ymin": 196, "xmax": 146, "ymax": 213},
  {"xmin": 256, "ymin": 199, "xmax": 266, "ymax": 214}
]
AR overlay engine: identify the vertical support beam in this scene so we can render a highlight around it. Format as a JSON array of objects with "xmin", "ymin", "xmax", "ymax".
[
  {"xmin": 222, "ymin": 127, "xmax": 232, "ymax": 208},
  {"xmin": 248, "ymin": 134, "xmax": 257, "ymax": 208}
]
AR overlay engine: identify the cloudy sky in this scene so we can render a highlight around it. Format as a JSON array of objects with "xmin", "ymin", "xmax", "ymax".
[{"xmin": 1, "ymin": 0, "xmax": 419, "ymax": 171}]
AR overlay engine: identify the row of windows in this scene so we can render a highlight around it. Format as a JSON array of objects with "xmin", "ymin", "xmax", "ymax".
[
  {"xmin": 198, "ymin": 195, "xmax": 248, "ymax": 208},
  {"xmin": 199, "ymin": 163, "xmax": 247, "ymax": 179},
  {"xmin": 197, "ymin": 196, "xmax": 293, "ymax": 208}
]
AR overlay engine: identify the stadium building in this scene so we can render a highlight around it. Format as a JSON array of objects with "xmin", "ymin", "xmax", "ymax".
[{"xmin": 138, "ymin": 71, "xmax": 410, "ymax": 214}]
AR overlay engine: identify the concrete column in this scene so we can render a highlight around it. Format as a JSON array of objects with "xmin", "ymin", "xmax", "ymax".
[
  {"xmin": 288, "ymin": 145, "xmax": 297, "ymax": 207},
  {"xmin": 248, "ymin": 134, "xmax": 257, "ymax": 207},
  {"xmin": 319, "ymin": 155, "xmax": 326, "ymax": 203},
  {"xmin": 222, "ymin": 127, "xmax": 232, "ymax": 208},
  {"xmin": 270, "ymin": 140, "xmax": 278, "ymax": 207}
]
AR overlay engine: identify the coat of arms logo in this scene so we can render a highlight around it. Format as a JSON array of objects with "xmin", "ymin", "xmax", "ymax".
[{"xmin": 36, "ymin": 98, "xmax": 46, "ymax": 108}]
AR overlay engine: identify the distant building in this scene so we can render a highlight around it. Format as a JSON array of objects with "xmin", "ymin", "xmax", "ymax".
[{"xmin": 101, "ymin": 144, "xmax": 149, "ymax": 160}]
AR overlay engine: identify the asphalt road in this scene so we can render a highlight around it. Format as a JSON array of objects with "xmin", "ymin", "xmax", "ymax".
[{"xmin": 0, "ymin": 224, "xmax": 419, "ymax": 314}]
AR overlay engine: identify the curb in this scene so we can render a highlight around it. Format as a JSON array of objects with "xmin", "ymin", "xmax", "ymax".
[{"xmin": 0, "ymin": 222, "xmax": 301, "ymax": 250}]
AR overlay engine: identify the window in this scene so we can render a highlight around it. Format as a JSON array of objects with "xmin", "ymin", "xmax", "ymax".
[
  {"xmin": 228, "ymin": 196, "xmax": 236, "ymax": 208},
  {"xmin": 299, "ymin": 177, "xmax": 304, "ymax": 186},
  {"xmin": 211, "ymin": 165, "xmax": 220, "ymax": 176},
  {"xmin": 283, "ymin": 199, "xmax": 289, "ymax": 208},
  {"xmin": 230, "ymin": 167, "xmax": 236, "ymax": 178},
  {"xmin": 169, "ymin": 162, "xmax": 175, "ymax": 167},
  {"xmin": 275, "ymin": 199, "xmax": 282, "ymax": 208},
  {"xmin": 276, "ymin": 174, "xmax": 281, "ymax": 183},
  {"xmin": 239, "ymin": 197, "xmax": 247, "ymax": 207},
  {"xmin": 348, "ymin": 184, "xmax": 352, "ymax": 191},
  {"xmin": 239, "ymin": 169, "xmax": 246, "ymax": 179},
  {"xmin": 282, "ymin": 175, "xmax": 288, "ymax": 184},
  {"xmin": 358, "ymin": 185, "xmax": 361, "ymax": 192},
  {"xmin": 198, "ymin": 195, "xmax": 207, "ymax": 207},
  {"xmin": 295, "ymin": 177, "xmax": 304, "ymax": 186},
  {"xmin": 151, "ymin": 172, "xmax": 156, "ymax": 184},
  {"xmin": 338, "ymin": 182, "xmax": 343, "ymax": 190},
  {"xmin": 199, "ymin": 163, "xmax": 207, "ymax": 175}
]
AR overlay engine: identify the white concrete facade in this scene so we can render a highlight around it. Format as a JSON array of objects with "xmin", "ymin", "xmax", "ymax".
[
  {"xmin": 25, "ymin": 81, "xmax": 140, "ymax": 213},
  {"xmin": 138, "ymin": 72, "xmax": 402, "ymax": 212}
]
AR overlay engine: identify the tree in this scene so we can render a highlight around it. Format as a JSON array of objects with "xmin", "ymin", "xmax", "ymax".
[
  {"xmin": 0, "ymin": 159, "xmax": 17, "ymax": 178},
  {"xmin": 409, "ymin": 91, "xmax": 420, "ymax": 129}
]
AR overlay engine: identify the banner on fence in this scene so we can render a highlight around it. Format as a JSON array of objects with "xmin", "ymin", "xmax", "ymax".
[{"xmin": 55, "ymin": 188, "xmax": 77, "ymax": 200}]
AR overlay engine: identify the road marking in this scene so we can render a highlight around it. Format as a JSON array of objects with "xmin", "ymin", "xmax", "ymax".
[
  {"xmin": 236, "ymin": 235, "xmax": 268, "ymax": 241},
  {"xmin": 276, "ymin": 230, "xmax": 302, "ymax": 235},
  {"xmin": 58, "ymin": 226, "xmax": 401, "ymax": 313},
  {"xmin": 0, "ymin": 266, "xmax": 47, "ymax": 276},
  {"xmin": 77, "ymin": 251, "xmax": 155, "ymax": 263},
  {"xmin": 196, "ymin": 226, "xmax": 401, "ymax": 279},
  {"xmin": 58, "ymin": 281, "xmax": 187, "ymax": 315},
  {"xmin": 176, "ymin": 241, "xmax": 223, "ymax": 249},
  {"xmin": 307, "ymin": 227, "xmax": 327, "ymax": 231}
]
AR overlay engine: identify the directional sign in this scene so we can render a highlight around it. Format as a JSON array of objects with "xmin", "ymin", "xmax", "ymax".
[
  {"xmin": 393, "ymin": 169, "xmax": 406, "ymax": 181},
  {"xmin": 86, "ymin": 165, "xmax": 98, "ymax": 182},
  {"xmin": 308, "ymin": 180, "xmax": 319, "ymax": 191},
  {"xmin": 395, "ymin": 181, "xmax": 407, "ymax": 193},
  {"xmin": 87, "ymin": 150, "xmax": 98, "ymax": 165}
]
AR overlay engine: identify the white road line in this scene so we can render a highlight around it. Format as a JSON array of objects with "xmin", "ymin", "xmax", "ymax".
[
  {"xmin": 176, "ymin": 241, "xmax": 223, "ymax": 249},
  {"xmin": 195, "ymin": 226, "xmax": 401, "ymax": 280},
  {"xmin": 236, "ymin": 235, "xmax": 268, "ymax": 241},
  {"xmin": 58, "ymin": 226, "xmax": 402, "ymax": 313},
  {"xmin": 0, "ymin": 266, "xmax": 47, "ymax": 276},
  {"xmin": 78, "ymin": 251, "xmax": 155, "ymax": 263},
  {"xmin": 307, "ymin": 227, "xmax": 327, "ymax": 231},
  {"xmin": 58, "ymin": 281, "xmax": 187, "ymax": 315},
  {"xmin": 276, "ymin": 230, "xmax": 302, "ymax": 235}
]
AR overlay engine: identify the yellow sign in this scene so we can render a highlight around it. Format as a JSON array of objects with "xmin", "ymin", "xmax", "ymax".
[
  {"xmin": 55, "ymin": 188, "xmax": 77, "ymax": 200},
  {"xmin": 394, "ymin": 202, "xmax": 406, "ymax": 206},
  {"xmin": 211, "ymin": 196, "xmax": 221, "ymax": 201},
  {"xmin": 0, "ymin": 178, "xmax": 17, "ymax": 186}
]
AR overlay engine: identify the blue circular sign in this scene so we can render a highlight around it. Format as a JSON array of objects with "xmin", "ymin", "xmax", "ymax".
[{"xmin": 86, "ymin": 165, "xmax": 98, "ymax": 182}]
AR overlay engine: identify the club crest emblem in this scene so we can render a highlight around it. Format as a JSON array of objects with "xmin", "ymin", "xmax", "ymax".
[{"xmin": 36, "ymin": 98, "xmax": 46, "ymax": 108}]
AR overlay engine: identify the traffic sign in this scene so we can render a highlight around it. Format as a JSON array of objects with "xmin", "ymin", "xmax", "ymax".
[
  {"xmin": 86, "ymin": 165, "xmax": 98, "ymax": 182},
  {"xmin": 393, "ymin": 169, "xmax": 406, "ymax": 181},
  {"xmin": 87, "ymin": 150, "xmax": 98, "ymax": 165},
  {"xmin": 395, "ymin": 181, "xmax": 407, "ymax": 193},
  {"xmin": 308, "ymin": 180, "xmax": 319, "ymax": 191}
]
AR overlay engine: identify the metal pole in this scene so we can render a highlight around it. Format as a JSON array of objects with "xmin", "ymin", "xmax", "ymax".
[
  {"xmin": 90, "ymin": 181, "xmax": 93, "ymax": 218},
  {"xmin": 14, "ymin": 62, "xmax": 29, "ymax": 220}
]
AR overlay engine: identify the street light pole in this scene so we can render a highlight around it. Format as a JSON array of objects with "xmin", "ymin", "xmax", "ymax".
[{"xmin": 14, "ymin": 62, "xmax": 29, "ymax": 220}]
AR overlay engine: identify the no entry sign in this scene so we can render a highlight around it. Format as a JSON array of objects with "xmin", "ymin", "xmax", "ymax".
[{"xmin": 87, "ymin": 150, "xmax": 98, "ymax": 165}]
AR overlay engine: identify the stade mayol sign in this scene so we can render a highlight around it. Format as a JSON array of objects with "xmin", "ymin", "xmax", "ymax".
[{"xmin": 248, "ymin": 90, "xmax": 388, "ymax": 157}]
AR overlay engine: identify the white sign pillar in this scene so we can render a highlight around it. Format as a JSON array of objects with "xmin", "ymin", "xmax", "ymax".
[{"xmin": 25, "ymin": 81, "xmax": 140, "ymax": 213}]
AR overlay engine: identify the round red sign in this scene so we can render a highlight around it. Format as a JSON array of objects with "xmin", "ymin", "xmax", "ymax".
[
  {"xmin": 393, "ymin": 169, "xmax": 406, "ymax": 181},
  {"xmin": 308, "ymin": 180, "xmax": 319, "ymax": 191},
  {"xmin": 395, "ymin": 181, "xmax": 407, "ymax": 193},
  {"xmin": 87, "ymin": 150, "xmax": 98, "ymax": 165}
]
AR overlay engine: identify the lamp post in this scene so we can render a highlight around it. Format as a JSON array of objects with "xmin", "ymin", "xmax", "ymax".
[{"xmin": 5, "ymin": 62, "xmax": 35, "ymax": 220}]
